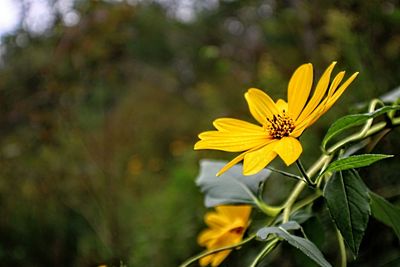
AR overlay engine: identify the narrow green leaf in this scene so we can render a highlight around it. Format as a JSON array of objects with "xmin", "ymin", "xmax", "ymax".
[
  {"xmin": 321, "ymin": 154, "xmax": 393, "ymax": 175},
  {"xmin": 322, "ymin": 105, "xmax": 400, "ymax": 149},
  {"xmin": 323, "ymin": 169, "xmax": 370, "ymax": 256},
  {"xmin": 257, "ymin": 221, "xmax": 301, "ymax": 240},
  {"xmin": 256, "ymin": 223, "xmax": 332, "ymax": 267},
  {"xmin": 369, "ymin": 191, "xmax": 400, "ymax": 240},
  {"xmin": 196, "ymin": 159, "xmax": 271, "ymax": 207}
]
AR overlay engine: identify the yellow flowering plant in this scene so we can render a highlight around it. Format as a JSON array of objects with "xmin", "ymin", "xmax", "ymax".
[
  {"xmin": 181, "ymin": 62, "xmax": 400, "ymax": 267},
  {"xmin": 197, "ymin": 205, "xmax": 252, "ymax": 267},
  {"xmin": 195, "ymin": 62, "xmax": 358, "ymax": 176}
]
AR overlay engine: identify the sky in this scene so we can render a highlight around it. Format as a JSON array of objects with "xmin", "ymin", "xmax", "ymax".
[
  {"xmin": 0, "ymin": 0, "xmax": 79, "ymax": 41},
  {"xmin": 0, "ymin": 0, "xmax": 21, "ymax": 37},
  {"xmin": 0, "ymin": 0, "xmax": 220, "ymax": 42}
]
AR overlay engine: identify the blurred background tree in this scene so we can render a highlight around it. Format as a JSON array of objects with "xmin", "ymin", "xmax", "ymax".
[{"xmin": 0, "ymin": 0, "xmax": 399, "ymax": 266}]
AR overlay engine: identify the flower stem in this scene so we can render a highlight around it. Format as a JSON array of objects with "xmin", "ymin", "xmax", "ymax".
[
  {"xmin": 256, "ymin": 199, "xmax": 283, "ymax": 217},
  {"xmin": 179, "ymin": 234, "xmax": 256, "ymax": 267},
  {"xmin": 326, "ymin": 115, "xmax": 400, "ymax": 155},
  {"xmin": 281, "ymin": 155, "xmax": 331, "ymax": 223},
  {"xmin": 249, "ymin": 238, "xmax": 280, "ymax": 267},
  {"xmin": 296, "ymin": 160, "xmax": 314, "ymax": 187},
  {"xmin": 282, "ymin": 181, "xmax": 306, "ymax": 223},
  {"xmin": 292, "ymin": 190, "xmax": 322, "ymax": 213},
  {"xmin": 266, "ymin": 166, "xmax": 303, "ymax": 181},
  {"xmin": 336, "ymin": 228, "xmax": 347, "ymax": 267}
]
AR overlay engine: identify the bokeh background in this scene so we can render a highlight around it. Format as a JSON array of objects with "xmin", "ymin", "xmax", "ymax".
[{"xmin": 0, "ymin": 0, "xmax": 399, "ymax": 266}]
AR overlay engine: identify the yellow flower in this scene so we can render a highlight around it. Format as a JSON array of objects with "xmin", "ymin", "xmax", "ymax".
[
  {"xmin": 195, "ymin": 62, "xmax": 358, "ymax": 176},
  {"xmin": 198, "ymin": 205, "xmax": 251, "ymax": 267}
]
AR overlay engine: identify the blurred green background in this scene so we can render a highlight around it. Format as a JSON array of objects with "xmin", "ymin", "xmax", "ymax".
[{"xmin": 0, "ymin": 0, "xmax": 399, "ymax": 266}]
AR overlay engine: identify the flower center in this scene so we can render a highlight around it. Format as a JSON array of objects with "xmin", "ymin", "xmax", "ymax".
[{"xmin": 265, "ymin": 111, "xmax": 295, "ymax": 139}]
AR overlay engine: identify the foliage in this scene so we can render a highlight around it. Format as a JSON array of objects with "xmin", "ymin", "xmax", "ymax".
[{"xmin": 186, "ymin": 96, "xmax": 400, "ymax": 267}]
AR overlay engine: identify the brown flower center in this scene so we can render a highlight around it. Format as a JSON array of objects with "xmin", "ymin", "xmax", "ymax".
[{"xmin": 265, "ymin": 111, "xmax": 295, "ymax": 139}]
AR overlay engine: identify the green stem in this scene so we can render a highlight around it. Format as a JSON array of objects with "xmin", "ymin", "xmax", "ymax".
[
  {"xmin": 282, "ymin": 182, "xmax": 306, "ymax": 223},
  {"xmin": 296, "ymin": 160, "xmax": 315, "ymax": 187},
  {"xmin": 336, "ymin": 228, "xmax": 347, "ymax": 267},
  {"xmin": 307, "ymin": 154, "xmax": 332, "ymax": 178},
  {"xmin": 179, "ymin": 234, "xmax": 256, "ymax": 267},
  {"xmin": 249, "ymin": 238, "xmax": 280, "ymax": 267},
  {"xmin": 266, "ymin": 166, "xmax": 303, "ymax": 181},
  {"xmin": 292, "ymin": 190, "xmax": 322, "ymax": 213},
  {"xmin": 327, "ymin": 115, "xmax": 400, "ymax": 155},
  {"xmin": 281, "ymin": 155, "xmax": 331, "ymax": 223},
  {"xmin": 256, "ymin": 199, "xmax": 283, "ymax": 217}
]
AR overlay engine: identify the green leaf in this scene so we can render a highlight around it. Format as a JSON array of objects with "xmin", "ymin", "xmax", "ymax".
[
  {"xmin": 323, "ymin": 169, "xmax": 370, "ymax": 256},
  {"xmin": 256, "ymin": 223, "xmax": 332, "ymax": 267},
  {"xmin": 196, "ymin": 159, "xmax": 271, "ymax": 207},
  {"xmin": 322, "ymin": 105, "xmax": 400, "ymax": 149},
  {"xmin": 369, "ymin": 191, "xmax": 400, "ymax": 240},
  {"xmin": 257, "ymin": 221, "xmax": 301, "ymax": 240},
  {"xmin": 321, "ymin": 154, "xmax": 393, "ymax": 175}
]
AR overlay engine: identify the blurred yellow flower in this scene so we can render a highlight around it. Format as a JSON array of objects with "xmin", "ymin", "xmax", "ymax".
[
  {"xmin": 198, "ymin": 205, "xmax": 251, "ymax": 267},
  {"xmin": 195, "ymin": 62, "xmax": 358, "ymax": 176}
]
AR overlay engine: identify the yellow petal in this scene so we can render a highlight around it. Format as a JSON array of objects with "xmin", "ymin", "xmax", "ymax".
[
  {"xmin": 213, "ymin": 118, "xmax": 264, "ymax": 133},
  {"xmin": 199, "ymin": 254, "xmax": 213, "ymax": 267},
  {"xmin": 326, "ymin": 72, "xmax": 359, "ymax": 109},
  {"xmin": 216, "ymin": 142, "xmax": 269, "ymax": 176},
  {"xmin": 275, "ymin": 99, "xmax": 288, "ymax": 113},
  {"xmin": 216, "ymin": 151, "xmax": 247, "ymax": 176},
  {"xmin": 204, "ymin": 212, "xmax": 229, "ymax": 228},
  {"xmin": 303, "ymin": 71, "xmax": 358, "ymax": 129},
  {"xmin": 211, "ymin": 250, "xmax": 231, "ymax": 267},
  {"xmin": 195, "ymin": 131, "xmax": 269, "ymax": 152},
  {"xmin": 198, "ymin": 229, "xmax": 223, "ymax": 246},
  {"xmin": 288, "ymin": 63, "xmax": 313, "ymax": 120},
  {"xmin": 216, "ymin": 205, "xmax": 251, "ymax": 222},
  {"xmin": 296, "ymin": 62, "xmax": 336, "ymax": 123},
  {"xmin": 294, "ymin": 70, "xmax": 347, "ymax": 131},
  {"xmin": 243, "ymin": 142, "xmax": 278, "ymax": 175},
  {"xmin": 290, "ymin": 119, "xmax": 311, "ymax": 137},
  {"xmin": 245, "ymin": 88, "xmax": 279, "ymax": 125},
  {"xmin": 274, "ymin": 137, "xmax": 302, "ymax": 166},
  {"xmin": 327, "ymin": 71, "xmax": 345, "ymax": 99}
]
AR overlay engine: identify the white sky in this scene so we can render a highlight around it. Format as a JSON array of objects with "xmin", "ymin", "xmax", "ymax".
[
  {"xmin": 0, "ymin": 0, "xmax": 78, "ymax": 41},
  {"xmin": 0, "ymin": 0, "xmax": 217, "ymax": 41},
  {"xmin": 0, "ymin": 0, "xmax": 21, "ymax": 37}
]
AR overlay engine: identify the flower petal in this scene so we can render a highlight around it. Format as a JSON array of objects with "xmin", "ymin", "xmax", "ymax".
[
  {"xmin": 245, "ymin": 88, "xmax": 279, "ymax": 125},
  {"xmin": 198, "ymin": 229, "xmax": 223, "ymax": 246},
  {"xmin": 211, "ymin": 250, "xmax": 231, "ymax": 267},
  {"xmin": 216, "ymin": 142, "xmax": 271, "ymax": 176},
  {"xmin": 243, "ymin": 142, "xmax": 278, "ymax": 175},
  {"xmin": 326, "ymin": 72, "xmax": 359, "ymax": 109},
  {"xmin": 293, "ymin": 70, "xmax": 347, "ymax": 133},
  {"xmin": 327, "ymin": 71, "xmax": 345, "ymax": 98},
  {"xmin": 213, "ymin": 118, "xmax": 264, "ymax": 133},
  {"xmin": 216, "ymin": 151, "xmax": 247, "ymax": 176},
  {"xmin": 301, "ymin": 71, "xmax": 358, "ymax": 130},
  {"xmin": 274, "ymin": 137, "xmax": 302, "ymax": 166},
  {"xmin": 216, "ymin": 205, "xmax": 251, "ymax": 222},
  {"xmin": 296, "ymin": 62, "xmax": 336, "ymax": 123},
  {"xmin": 288, "ymin": 63, "xmax": 313, "ymax": 120},
  {"xmin": 275, "ymin": 99, "xmax": 288, "ymax": 113},
  {"xmin": 199, "ymin": 254, "xmax": 213, "ymax": 267},
  {"xmin": 204, "ymin": 212, "xmax": 229, "ymax": 228},
  {"xmin": 195, "ymin": 130, "xmax": 269, "ymax": 152}
]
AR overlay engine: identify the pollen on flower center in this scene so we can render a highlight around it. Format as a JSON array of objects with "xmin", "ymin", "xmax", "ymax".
[{"xmin": 265, "ymin": 111, "xmax": 295, "ymax": 139}]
